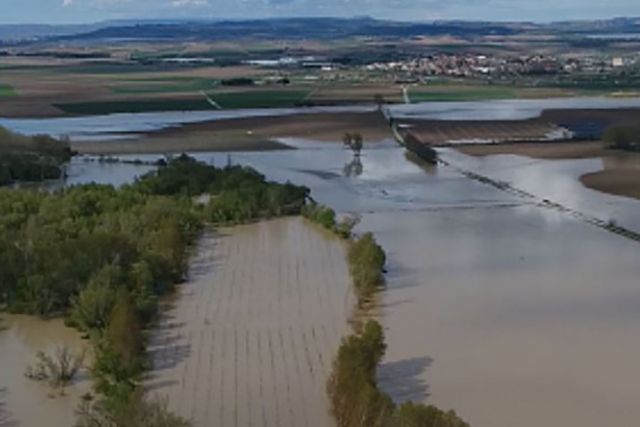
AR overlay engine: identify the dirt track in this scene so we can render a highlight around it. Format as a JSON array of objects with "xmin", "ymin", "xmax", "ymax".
[{"xmin": 146, "ymin": 217, "xmax": 353, "ymax": 427}]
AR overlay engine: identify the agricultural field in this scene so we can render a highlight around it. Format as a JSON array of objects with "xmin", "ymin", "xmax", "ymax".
[
  {"xmin": 403, "ymin": 118, "xmax": 558, "ymax": 146},
  {"xmin": 408, "ymin": 83, "xmax": 580, "ymax": 103},
  {"xmin": 55, "ymin": 90, "xmax": 311, "ymax": 114},
  {"xmin": 146, "ymin": 217, "xmax": 354, "ymax": 427},
  {"xmin": 0, "ymin": 84, "xmax": 15, "ymax": 97}
]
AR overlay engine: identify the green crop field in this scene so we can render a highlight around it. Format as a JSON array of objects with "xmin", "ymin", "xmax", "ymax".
[
  {"xmin": 55, "ymin": 90, "xmax": 311, "ymax": 115},
  {"xmin": 111, "ymin": 79, "xmax": 220, "ymax": 94},
  {"xmin": 207, "ymin": 90, "xmax": 310, "ymax": 109},
  {"xmin": 409, "ymin": 86, "xmax": 517, "ymax": 102},
  {"xmin": 0, "ymin": 84, "xmax": 16, "ymax": 97}
]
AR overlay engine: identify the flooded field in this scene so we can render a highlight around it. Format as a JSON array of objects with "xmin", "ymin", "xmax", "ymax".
[
  {"xmin": 0, "ymin": 315, "xmax": 91, "ymax": 427},
  {"xmin": 13, "ymin": 131, "xmax": 640, "ymax": 427},
  {"xmin": 146, "ymin": 218, "xmax": 353, "ymax": 427},
  {"xmin": 391, "ymin": 96, "xmax": 640, "ymax": 120},
  {"xmin": 2, "ymin": 97, "xmax": 640, "ymax": 143}
]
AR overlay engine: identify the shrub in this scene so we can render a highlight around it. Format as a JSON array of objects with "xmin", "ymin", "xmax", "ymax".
[
  {"xmin": 25, "ymin": 346, "xmax": 86, "ymax": 391},
  {"xmin": 348, "ymin": 233, "xmax": 386, "ymax": 305},
  {"xmin": 75, "ymin": 390, "xmax": 191, "ymax": 427},
  {"xmin": 329, "ymin": 321, "xmax": 469, "ymax": 427}
]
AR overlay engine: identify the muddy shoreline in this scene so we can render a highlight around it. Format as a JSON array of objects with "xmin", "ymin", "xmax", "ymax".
[{"xmin": 456, "ymin": 140, "xmax": 640, "ymax": 201}]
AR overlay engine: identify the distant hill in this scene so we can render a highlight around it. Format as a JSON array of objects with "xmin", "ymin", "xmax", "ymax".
[{"xmin": 1, "ymin": 17, "xmax": 639, "ymax": 44}]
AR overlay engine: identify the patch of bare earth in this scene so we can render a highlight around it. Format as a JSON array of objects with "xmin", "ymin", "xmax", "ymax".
[
  {"xmin": 73, "ymin": 111, "xmax": 392, "ymax": 155},
  {"xmin": 146, "ymin": 217, "xmax": 353, "ymax": 427}
]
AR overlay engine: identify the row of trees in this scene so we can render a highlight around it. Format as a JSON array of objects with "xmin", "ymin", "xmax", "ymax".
[
  {"xmin": 0, "ymin": 126, "xmax": 72, "ymax": 185},
  {"xmin": 301, "ymin": 202, "xmax": 359, "ymax": 239},
  {"xmin": 328, "ymin": 320, "xmax": 469, "ymax": 427},
  {"xmin": 302, "ymin": 203, "xmax": 469, "ymax": 426},
  {"xmin": 604, "ymin": 125, "xmax": 640, "ymax": 151},
  {"xmin": 1, "ymin": 154, "xmax": 311, "ymax": 426},
  {"xmin": 348, "ymin": 233, "xmax": 386, "ymax": 306}
]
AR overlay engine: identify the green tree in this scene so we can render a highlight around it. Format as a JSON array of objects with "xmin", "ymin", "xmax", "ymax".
[{"xmin": 70, "ymin": 265, "xmax": 123, "ymax": 332}]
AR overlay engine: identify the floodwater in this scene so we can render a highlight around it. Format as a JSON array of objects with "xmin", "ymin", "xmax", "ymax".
[
  {"xmin": 146, "ymin": 218, "xmax": 353, "ymax": 427},
  {"xmin": 0, "ymin": 105, "xmax": 375, "ymax": 142},
  {"xmin": 2, "ymin": 96, "xmax": 640, "ymax": 142},
  {"xmin": 390, "ymin": 96, "xmax": 640, "ymax": 120},
  {"xmin": 15, "ymin": 137, "xmax": 640, "ymax": 427},
  {"xmin": 0, "ymin": 314, "xmax": 91, "ymax": 427}
]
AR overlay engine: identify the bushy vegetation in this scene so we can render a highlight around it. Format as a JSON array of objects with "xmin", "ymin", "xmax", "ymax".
[
  {"xmin": 0, "ymin": 154, "xmax": 309, "ymax": 424},
  {"xmin": 348, "ymin": 233, "xmax": 386, "ymax": 306},
  {"xmin": 75, "ymin": 390, "xmax": 190, "ymax": 427},
  {"xmin": 0, "ymin": 126, "xmax": 72, "ymax": 185},
  {"xmin": 134, "ymin": 154, "xmax": 309, "ymax": 223},
  {"xmin": 302, "ymin": 202, "xmax": 359, "ymax": 239},
  {"xmin": 329, "ymin": 320, "xmax": 469, "ymax": 427},
  {"xmin": 604, "ymin": 125, "xmax": 640, "ymax": 151}
]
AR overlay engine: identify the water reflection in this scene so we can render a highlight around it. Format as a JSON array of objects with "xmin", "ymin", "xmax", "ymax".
[
  {"xmin": 343, "ymin": 155, "xmax": 363, "ymax": 178},
  {"xmin": 18, "ymin": 138, "xmax": 640, "ymax": 427},
  {"xmin": 3, "ymin": 97, "xmax": 640, "ymax": 143}
]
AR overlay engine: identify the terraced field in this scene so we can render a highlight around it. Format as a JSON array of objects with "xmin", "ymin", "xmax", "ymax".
[{"xmin": 146, "ymin": 217, "xmax": 353, "ymax": 427}]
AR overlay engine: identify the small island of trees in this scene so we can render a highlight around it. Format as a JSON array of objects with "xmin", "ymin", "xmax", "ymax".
[{"xmin": 0, "ymin": 126, "xmax": 72, "ymax": 185}]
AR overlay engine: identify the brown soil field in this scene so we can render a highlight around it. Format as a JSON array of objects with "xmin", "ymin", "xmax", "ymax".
[
  {"xmin": 540, "ymin": 107, "xmax": 640, "ymax": 128},
  {"xmin": 457, "ymin": 140, "xmax": 608, "ymax": 159},
  {"xmin": 581, "ymin": 154, "xmax": 640, "ymax": 200},
  {"xmin": 0, "ymin": 63, "xmax": 270, "ymax": 118},
  {"xmin": 72, "ymin": 111, "xmax": 392, "ymax": 154},
  {"xmin": 403, "ymin": 119, "xmax": 558, "ymax": 146},
  {"xmin": 146, "ymin": 218, "xmax": 354, "ymax": 427}
]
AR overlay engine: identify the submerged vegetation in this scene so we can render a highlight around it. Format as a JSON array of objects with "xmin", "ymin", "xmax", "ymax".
[
  {"xmin": 0, "ymin": 154, "xmax": 309, "ymax": 425},
  {"xmin": 0, "ymin": 126, "xmax": 72, "ymax": 185},
  {"xmin": 25, "ymin": 346, "xmax": 86, "ymax": 392}
]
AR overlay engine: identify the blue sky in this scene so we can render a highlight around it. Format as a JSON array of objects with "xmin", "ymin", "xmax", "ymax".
[{"xmin": 1, "ymin": 0, "xmax": 639, "ymax": 24}]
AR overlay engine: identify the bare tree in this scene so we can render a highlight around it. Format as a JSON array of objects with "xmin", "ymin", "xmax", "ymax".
[{"xmin": 25, "ymin": 346, "xmax": 86, "ymax": 393}]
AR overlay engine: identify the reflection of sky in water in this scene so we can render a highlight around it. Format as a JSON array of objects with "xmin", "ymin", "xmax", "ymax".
[
  {"xmin": 390, "ymin": 97, "xmax": 640, "ymax": 121},
  {"xmin": 439, "ymin": 148, "xmax": 640, "ymax": 232},
  {"xmin": 0, "ymin": 105, "xmax": 374, "ymax": 141},
  {"xmin": 57, "ymin": 140, "xmax": 640, "ymax": 235},
  {"xmin": 103, "ymin": 141, "xmax": 518, "ymax": 214},
  {"xmin": 44, "ymin": 140, "xmax": 640, "ymax": 427},
  {"xmin": 3, "ymin": 97, "xmax": 640, "ymax": 142}
]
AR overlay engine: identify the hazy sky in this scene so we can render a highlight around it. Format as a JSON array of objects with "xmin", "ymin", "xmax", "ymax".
[{"xmin": 1, "ymin": 0, "xmax": 639, "ymax": 24}]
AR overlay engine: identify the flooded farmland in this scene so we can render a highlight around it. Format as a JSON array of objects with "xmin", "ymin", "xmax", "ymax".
[
  {"xmin": 0, "ymin": 315, "xmax": 91, "ymax": 427},
  {"xmin": 146, "ymin": 218, "xmax": 353, "ymax": 427},
  {"xmin": 4, "ymin": 103, "xmax": 640, "ymax": 426}
]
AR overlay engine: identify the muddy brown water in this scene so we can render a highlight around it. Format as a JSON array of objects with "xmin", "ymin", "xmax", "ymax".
[
  {"xmin": 15, "ymin": 137, "xmax": 640, "ymax": 427},
  {"xmin": 146, "ymin": 218, "xmax": 353, "ymax": 427},
  {"xmin": 0, "ymin": 315, "xmax": 91, "ymax": 427}
]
